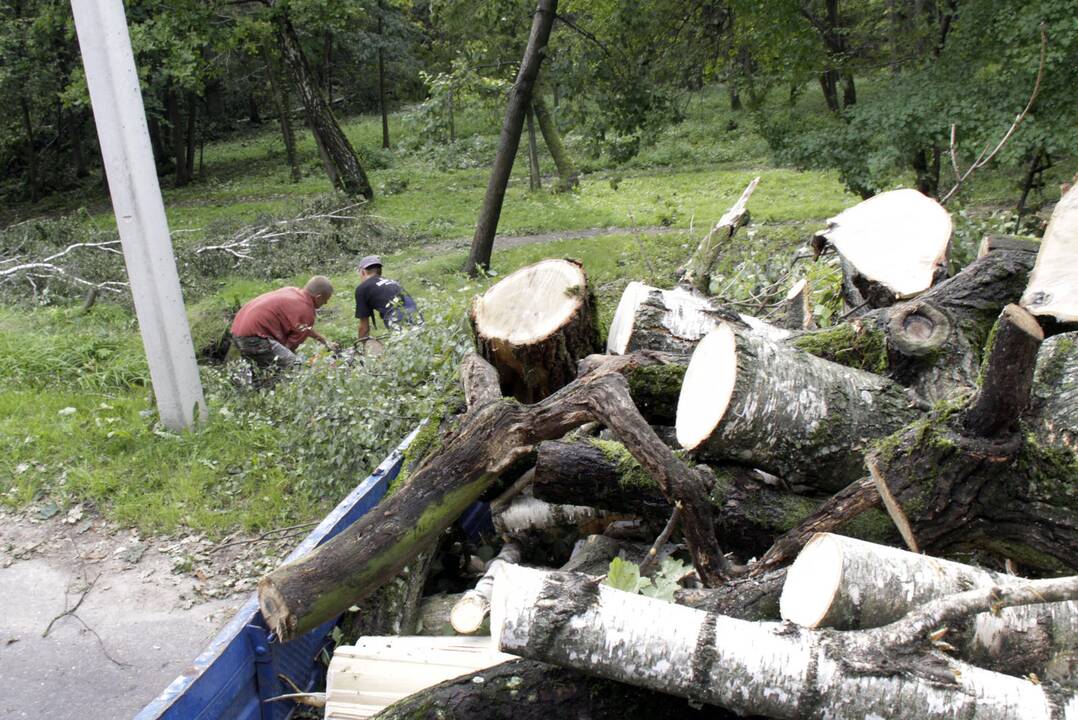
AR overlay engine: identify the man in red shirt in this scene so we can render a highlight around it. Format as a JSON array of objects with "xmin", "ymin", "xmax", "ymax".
[{"xmin": 230, "ymin": 276, "xmax": 339, "ymax": 385}]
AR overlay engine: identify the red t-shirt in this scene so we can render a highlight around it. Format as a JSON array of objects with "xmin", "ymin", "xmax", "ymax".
[{"xmin": 230, "ymin": 287, "xmax": 316, "ymax": 351}]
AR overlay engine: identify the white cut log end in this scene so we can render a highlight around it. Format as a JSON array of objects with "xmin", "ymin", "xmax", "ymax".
[
  {"xmin": 606, "ymin": 281, "xmax": 647, "ymax": 354},
  {"xmin": 675, "ymin": 322, "xmax": 737, "ymax": 450},
  {"xmin": 779, "ymin": 533, "xmax": 845, "ymax": 628},
  {"xmin": 450, "ymin": 595, "xmax": 488, "ymax": 634},
  {"xmin": 473, "ymin": 258, "xmax": 586, "ymax": 344},
  {"xmin": 1021, "ymin": 184, "xmax": 1078, "ymax": 322},
  {"xmin": 824, "ymin": 188, "xmax": 952, "ymax": 298}
]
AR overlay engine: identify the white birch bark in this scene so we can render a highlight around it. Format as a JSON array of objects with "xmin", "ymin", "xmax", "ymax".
[
  {"xmin": 781, "ymin": 533, "xmax": 1078, "ymax": 683},
  {"xmin": 492, "ymin": 496, "xmax": 610, "ymax": 535},
  {"xmin": 676, "ymin": 323, "xmax": 921, "ymax": 491},
  {"xmin": 491, "ymin": 564, "xmax": 1076, "ymax": 720}
]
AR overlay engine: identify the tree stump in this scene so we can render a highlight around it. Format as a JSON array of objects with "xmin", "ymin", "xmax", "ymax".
[
  {"xmin": 676, "ymin": 322, "xmax": 922, "ymax": 491},
  {"xmin": 470, "ymin": 258, "xmax": 599, "ymax": 402}
]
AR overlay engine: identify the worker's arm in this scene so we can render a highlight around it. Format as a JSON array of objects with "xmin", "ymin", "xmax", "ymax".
[
  {"xmin": 306, "ymin": 327, "xmax": 340, "ymax": 353},
  {"xmin": 357, "ymin": 317, "xmax": 371, "ymax": 342}
]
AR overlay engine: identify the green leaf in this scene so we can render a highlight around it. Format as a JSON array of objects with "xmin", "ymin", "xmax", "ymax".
[{"xmin": 603, "ymin": 556, "xmax": 642, "ymax": 593}]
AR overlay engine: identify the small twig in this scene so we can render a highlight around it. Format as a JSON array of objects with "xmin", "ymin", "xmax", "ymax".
[
  {"xmin": 638, "ymin": 505, "xmax": 681, "ymax": 575},
  {"xmin": 43, "ymin": 573, "xmax": 100, "ymax": 638},
  {"xmin": 940, "ymin": 26, "xmax": 1048, "ymax": 205},
  {"xmin": 490, "ymin": 468, "xmax": 537, "ymax": 513},
  {"xmin": 209, "ymin": 521, "xmax": 320, "ymax": 553}
]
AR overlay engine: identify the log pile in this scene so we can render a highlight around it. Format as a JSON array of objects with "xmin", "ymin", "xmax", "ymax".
[{"xmin": 258, "ymin": 187, "xmax": 1078, "ymax": 719}]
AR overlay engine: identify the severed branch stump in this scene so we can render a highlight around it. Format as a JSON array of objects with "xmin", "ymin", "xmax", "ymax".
[
  {"xmin": 870, "ymin": 304, "xmax": 1077, "ymax": 571},
  {"xmin": 470, "ymin": 258, "xmax": 600, "ymax": 402},
  {"xmin": 258, "ymin": 352, "xmax": 730, "ymax": 641}
]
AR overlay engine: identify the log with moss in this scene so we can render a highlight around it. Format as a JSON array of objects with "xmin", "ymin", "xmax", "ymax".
[
  {"xmin": 532, "ymin": 438, "xmax": 897, "ymax": 558},
  {"xmin": 258, "ymin": 352, "xmax": 731, "ymax": 641},
  {"xmin": 676, "ymin": 322, "xmax": 923, "ymax": 492},
  {"xmin": 871, "ymin": 305, "xmax": 1077, "ymax": 572},
  {"xmin": 470, "ymin": 258, "xmax": 600, "ymax": 402},
  {"xmin": 793, "ymin": 238, "xmax": 1039, "ymax": 402},
  {"xmin": 1025, "ymin": 331, "xmax": 1078, "ymax": 453}
]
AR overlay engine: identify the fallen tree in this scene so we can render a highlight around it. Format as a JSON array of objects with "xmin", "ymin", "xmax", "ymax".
[{"xmin": 491, "ymin": 563, "xmax": 1078, "ymax": 719}]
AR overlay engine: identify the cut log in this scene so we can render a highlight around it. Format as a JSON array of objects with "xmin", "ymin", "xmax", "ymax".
[
  {"xmin": 493, "ymin": 495, "xmax": 614, "ymax": 535},
  {"xmin": 259, "ymin": 352, "xmax": 730, "ymax": 641},
  {"xmin": 533, "ymin": 438, "xmax": 897, "ymax": 558},
  {"xmin": 341, "ymin": 548, "xmax": 435, "ymax": 638},
  {"xmin": 821, "ymin": 188, "xmax": 952, "ymax": 308},
  {"xmin": 470, "ymin": 258, "xmax": 599, "ymax": 402},
  {"xmin": 870, "ymin": 305, "xmax": 1077, "ymax": 571},
  {"xmin": 369, "ymin": 659, "xmax": 742, "ymax": 720},
  {"xmin": 1026, "ymin": 331, "xmax": 1078, "ymax": 453},
  {"xmin": 561, "ymin": 534, "xmax": 638, "ymax": 575},
  {"xmin": 781, "ymin": 533, "xmax": 1078, "ymax": 682},
  {"xmin": 325, "ymin": 636, "xmax": 515, "ymax": 720},
  {"xmin": 674, "ymin": 568, "xmax": 787, "ymax": 622},
  {"xmin": 450, "ymin": 543, "xmax": 521, "ymax": 634},
  {"xmin": 491, "ymin": 564, "xmax": 1078, "ymax": 720},
  {"xmin": 416, "ymin": 592, "xmax": 461, "ymax": 636},
  {"xmin": 1022, "ymin": 182, "xmax": 1078, "ymax": 324},
  {"xmin": 606, "ymin": 281, "xmax": 788, "ymax": 356},
  {"xmin": 676, "ymin": 322, "xmax": 922, "ymax": 491},
  {"xmin": 680, "ymin": 176, "xmax": 760, "ymax": 294}
]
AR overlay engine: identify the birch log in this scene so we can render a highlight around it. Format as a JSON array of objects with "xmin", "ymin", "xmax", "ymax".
[
  {"xmin": 470, "ymin": 258, "xmax": 599, "ymax": 402},
  {"xmin": 1025, "ymin": 331, "xmax": 1078, "ymax": 453},
  {"xmin": 607, "ymin": 281, "xmax": 790, "ymax": 356},
  {"xmin": 1021, "ymin": 182, "xmax": 1078, "ymax": 325},
  {"xmin": 781, "ymin": 533, "xmax": 1078, "ymax": 682},
  {"xmin": 493, "ymin": 495, "xmax": 613, "ymax": 535},
  {"xmin": 491, "ymin": 564, "xmax": 1077, "ymax": 720},
  {"xmin": 676, "ymin": 322, "xmax": 922, "ymax": 491},
  {"xmin": 821, "ymin": 188, "xmax": 952, "ymax": 308},
  {"xmin": 451, "ymin": 543, "xmax": 521, "ymax": 634}
]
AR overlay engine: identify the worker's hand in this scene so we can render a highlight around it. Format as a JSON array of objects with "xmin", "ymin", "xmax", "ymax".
[{"xmin": 326, "ymin": 340, "xmax": 342, "ymax": 353}]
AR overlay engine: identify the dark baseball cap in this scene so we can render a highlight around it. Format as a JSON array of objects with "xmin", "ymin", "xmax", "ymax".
[{"xmin": 358, "ymin": 255, "xmax": 382, "ymax": 270}]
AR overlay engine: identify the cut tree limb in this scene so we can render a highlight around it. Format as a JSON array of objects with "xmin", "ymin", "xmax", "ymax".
[
  {"xmin": 451, "ymin": 543, "xmax": 520, "ymax": 634},
  {"xmin": 1025, "ymin": 331, "xmax": 1078, "ymax": 453},
  {"xmin": 680, "ymin": 176, "xmax": 760, "ymax": 294},
  {"xmin": 470, "ymin": 258, "xmax": 599, "ymax": 402},
  {"xmin": 492, "ymin": 496, "xmax": 612, "ymax": 535},
  {"xmin": 820, "ymin": 188, "xmax": 952, "ymax": 308},
  {"xmin": 781, "ymin": 533, "xmax": 1078, "ymax": 683},
  {"xmin": 783, "ymin": 278, "xmax": 815, "ymax": 330},
  {"xmin": 676, "ymin": 322, "xmax": 922, "ymax": 491},
  {"xmin": 258, "ymin": 352, "xmax": 729, "ymax": 641},
  {"xmin": 1021, "ymin": 182, "xmax": 1078, "ymax": 325},
  {"xmin": 491, "ymin": 564, "xmax": 1075, "ymax": 719}
]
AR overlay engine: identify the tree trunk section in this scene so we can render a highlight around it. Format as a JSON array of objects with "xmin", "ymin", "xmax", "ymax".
[
  {"xmin": 492, "ymin": 564, "xmax": 1075, "ymax": 719},
  {"xmin": 276, "ymin": 15, "xmax": 372, "ymax": 199},
  {"xmin": 680, "ymin": 177, "xmax": 759, "ymax": 294},
  {"xmin": 1021, "ymin": 182, "xmax": 1078, "ymax": 325},
  {"xmin": 1025, "ymin": 331, "xmax": 1078, "ymax": 453},
  {"xmin": 340, "ymin": 548, "xmax": 435, "ymax": 638},
  {"xmin": 451, "ymin": 543, "xmax": 520, "ymax": 634},
  {"xmin": 167, "ymin": 86, "xmax": 189, "ymax": 187},
  {"xmin": 262, "ymin": 46, "xmax": 301, "ymax": 184},
  {"xmin": 871, "ymin": 307, "xmax": 1076, "ymax": 571},
  {"xmin": 470, "ymin": 258, "xmax": 599, "ymax": 402},
  {"xmin": 378, "ymin": 14, "xmax": 390, "ymax": 150},
  {"xmin": 677, "ymin": 322, "xmax": 922, "ymax": 491},
  {"xmin": 370, "ymin": 659, "xmax": 742, "ymax": 720},
  {"xmin": 782, "ymin": 533, "xmax": 1078, "ymax": 683},
  {"xmin": 464, "ymin": 0, "xmax": 558, "ymax": 276}
]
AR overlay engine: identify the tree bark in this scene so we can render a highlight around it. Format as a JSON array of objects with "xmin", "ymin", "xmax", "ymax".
[
  {"xmin": 275, "ymin": 14, "xmax": 372, "ymax": 199},
  {"xmin": 493, "ymin": 496, "xmax": 613, "ymax": 536},
  {"xmin": 259, "ymin": 352, "xmax": 728, "ymax": 641},
  {"xmin": 525, "ymin": 103, "xmax": 541, "ymax": 191},
  {"xmin": 674, "ymin": 569, "xmax": 787, "ymax": 622},
  {"xmin": 871, "ymin": 306, "xmax": 1076, "ymax": 572},
  {"xmin": 450, "ymin": 543, "xmax": 521, "ymax": 634},
  {"xmin": 370, "ymin": 659, "xmax": 743, "ymax": 720},
  {"xmin": 464, "ymin": 0, "xmax": 558, "ymax": 276},
  {"xmin": 677, "ymin": 322, "xmax": 922, "ymax": 492},
  {"xmin": 781, "ymin": 533, "xmax": 1078, "ymax": 683},
  {"xmin": 470, "ymin": 258, "xmax": 599, "ymax": 402},
  {"xmin": 340, "ymin": 548, "xmax": 435, "ymax": 638},
  {"xmin": 184, "ymin": 91, "xmax": 198, "ymax": 182},
  {"xmin": 167, "ymin": 86, "xmax": 189, "ymax": 187},
  {"xmin": 378, "ymin": 12, "xmax": 390, "ymax": 150},
  {"xmin": 532, "ymin": 88, "xmax": 577, "ymax": 191},
  {"xmin": 262, "ymin": 45, "xmax": 301, "ymax": 184},
  {"xmin": 680, "ymin": 177, "xmax": 759, "ymax": 294},
  {"xmin": 783, "ymin": 278, "xmax": 815, "ymax": 330},
  {"xmin": 1025, "ymin": 331, "xmax": 1078, "ymax": 454},
  {"xmin": 606, "ymin": 281, "xmax": 787, "ymax": 356},
  {"xmin": 491, "ymin": 564, "xmax": 1076, "ymax": 719}
]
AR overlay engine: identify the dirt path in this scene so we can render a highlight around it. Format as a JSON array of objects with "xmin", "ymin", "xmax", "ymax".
[{"xmin": 0, "ymin": 506, "xmax": 297, "ymax": 720}]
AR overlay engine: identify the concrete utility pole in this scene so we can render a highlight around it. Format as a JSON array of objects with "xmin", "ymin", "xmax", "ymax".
[{"xmin": 70, "ymin": 0, "xmax": 207, "ymax": 430}]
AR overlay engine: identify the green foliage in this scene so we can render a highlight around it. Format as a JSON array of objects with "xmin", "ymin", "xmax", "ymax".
[{"xmin": 603, "ymin": 556, "xmax": 686, "ymax": 602}]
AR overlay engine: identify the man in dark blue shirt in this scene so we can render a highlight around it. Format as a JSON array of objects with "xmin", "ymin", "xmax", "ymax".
[{"xmin": 354, "ymin": 255, "xmax": 421, "ymax": 342}]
